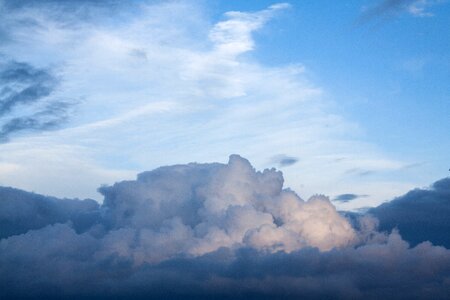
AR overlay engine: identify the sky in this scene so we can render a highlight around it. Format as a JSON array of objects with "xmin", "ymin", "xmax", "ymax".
[
  {"xmin": 0, "ymin": 0, "xmax": 448, "ymax": 211},
  {"xmin": 0, "ymin": 1, "xmax": 450, "ymax": 298}
]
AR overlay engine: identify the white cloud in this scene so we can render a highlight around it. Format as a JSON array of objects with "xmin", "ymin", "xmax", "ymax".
[{"xmin": 97, "ymin": 155, "xmax": 356, "ymax": 259}]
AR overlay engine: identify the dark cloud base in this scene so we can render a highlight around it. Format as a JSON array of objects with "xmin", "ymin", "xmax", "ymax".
[
  {"xmin": 2, "ymin": 237, "xmax": 450, "ymax": 299},
  {"xmin": 1, "ymin": 158, "xmax": 450, "ymax": 299},
  {"xmin": 0, "ymin": 186, "xmax": 99, "ymax": 239}
]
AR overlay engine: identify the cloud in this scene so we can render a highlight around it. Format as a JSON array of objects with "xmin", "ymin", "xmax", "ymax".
[
  {"xmin": 333, "ymin": 193, "xmax": 369, "ymax": 202},
  {"xmin": 358, "ymin": 0, "xmax": 441, "ymax": 23},
  {"xmin": 271, "ymin": 154, "xmax": 299, "ymax": 167},
  {"xmin": 0, "ymin": 186, "xmax": 99, "ymax": 239},
  {"xmin": 209, "ymin": 3, "xmax": 290, "ymax": 56},
  {"xmin": 98, "ymin": 155, "xmax": 355, "ymax": 256},
  {"xmin": 369, "ymin": 177, "xmax": 450, "ymax": 248},
  {"xmin": 345, "ymin": 168, "xmax": 376, "ymax": 177},
  {"xmin": 0, "ymin": 61, "xmax": 56, "ymax": 115},
  {"xmin": 1, "ymin": 156, "xmax": 450, "ymax": 298},
  {"xmin": 0, "ymin": 60, "xmax": 74, "ymax": 141}
]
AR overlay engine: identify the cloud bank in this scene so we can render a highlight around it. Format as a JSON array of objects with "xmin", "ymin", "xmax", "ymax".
[{"xmin": 1, "ymin": 155, "xmax": 450, "ymax": 299}]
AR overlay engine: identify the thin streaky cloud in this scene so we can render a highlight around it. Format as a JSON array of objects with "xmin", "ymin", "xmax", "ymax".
[
  {"xmin": 358, "ymin": 0, "xmax": 442, "ymax": 24},
  {"xmin": 271, "ymin": 154, "xmax": 299, "ymax": 167},
  {"xmin": 0, "ymin": 60, "xmax": 76, "ymax": 141},
  {"xmin": 334, "ymin": 193, "xmax": 369, "ymax": 202}
]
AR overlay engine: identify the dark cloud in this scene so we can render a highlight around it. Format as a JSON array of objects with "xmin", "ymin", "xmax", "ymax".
[
  {"xmin": 334, "ymin": 193, "xmax": 368, "ymax": 202},
  {"xmin": 0, "ymin": 60, "xmax": 74, "ymax": 141},
  {"xmin": 1, "ymin": 228, "xmax": 450, "ymax": 299},
  {"xmin": 271, "ymin": 154, "xmax": 298, "ymax": 167},
  {"xmin": 0, "ymin": 186, "xmax": 100, "ymax": 239},
  {"xmin": 1, "ymin": 156, "xmax": 450, "ymax": 299},
  {"xmin": 0, "ymin": 61, "xmax": 57, "ymax": 116},
  {"xmin": 369, "ymin": 177, "xmax": 450, "ymax": 248},
  {"xmin": 0, "ymin": 101, "xmax": 72, "ymax": 142}
]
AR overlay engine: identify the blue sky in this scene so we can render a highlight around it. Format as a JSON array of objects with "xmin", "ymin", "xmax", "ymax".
[{"xmin": 0, "ymin": 0, "xmax": 449, "ymax": 210}]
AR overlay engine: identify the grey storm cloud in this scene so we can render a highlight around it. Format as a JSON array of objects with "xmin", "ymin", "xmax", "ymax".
[
  {"xmin": 369, "ymin": 177, "xmax": 450, "ymax": 248},
  {"xmin": 1, "ymin": 155, "xmax": 450, "ymax": 299},
  {"xmin": 0, "ymin": 60, "xmax": 74, "ymax": 141}
]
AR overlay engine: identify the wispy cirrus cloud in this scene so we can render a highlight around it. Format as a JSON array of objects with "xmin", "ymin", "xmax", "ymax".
[
  {"xmin": 0, "ymin": 0, "xmax": 418, "ymax": 206},
  {"xmin": 0, "ymin": 60, "xmax": 75, "ymax": 141},
  {"xmin": 334, "ymin": 193, "xmax": 369, "ymax": 202}
]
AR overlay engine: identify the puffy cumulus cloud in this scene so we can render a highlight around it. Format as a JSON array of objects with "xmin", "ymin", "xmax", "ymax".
[
  {"xmin": 1, "ymin": 156, "xmax": 450, "ymax": 299},
  {"xmin": 98, "ymin": 154, "xmax": 355, "ymax": 261},
  {"xmin": 369, "ymin": 177, "xmax": 450, "ymax": 248}
]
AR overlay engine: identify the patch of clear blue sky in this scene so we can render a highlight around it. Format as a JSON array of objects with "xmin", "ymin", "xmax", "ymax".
[{"xmin": 211, "ymin": 0, "xmax": 450, "ymax": 175}]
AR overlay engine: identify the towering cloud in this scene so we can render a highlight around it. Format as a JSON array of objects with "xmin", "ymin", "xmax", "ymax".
[
  {"xmin": 99, "ymin": 154, "xmax": 355, "ymax": 260},
  {"xmin": 1, "ymin": 156, "xmax": 450, "ymax": 299}
]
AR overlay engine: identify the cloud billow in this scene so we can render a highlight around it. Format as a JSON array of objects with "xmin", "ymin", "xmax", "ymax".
[{"xmin": 1, "ymin": 155, "xmax": 450, "ymax": 299}]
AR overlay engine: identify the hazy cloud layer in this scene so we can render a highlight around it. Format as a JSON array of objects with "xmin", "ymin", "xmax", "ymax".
[{"xmin": 1, "ymin": 156, "xmax": 450, "ymax": 299}]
